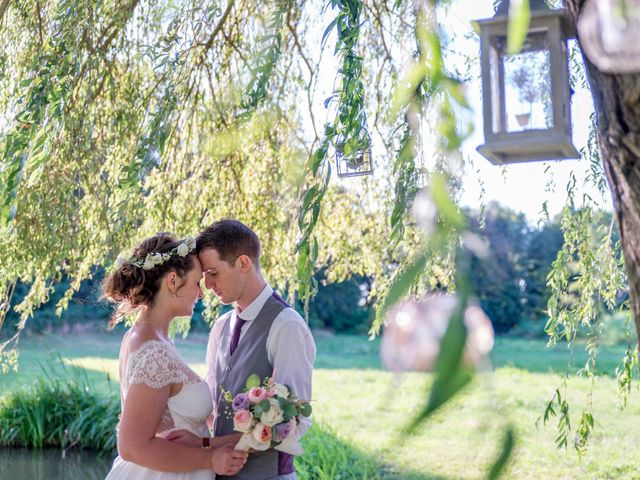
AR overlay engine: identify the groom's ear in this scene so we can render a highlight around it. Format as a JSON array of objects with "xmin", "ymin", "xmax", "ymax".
[{"xmin": 236, "ymin": 254, "xmax": 252, "ymax": 273}]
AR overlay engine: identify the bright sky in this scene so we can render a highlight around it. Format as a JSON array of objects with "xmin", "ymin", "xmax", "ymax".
[{"xmin": 447, "ymin": 1, "xmax": 612, "ymax": 224}]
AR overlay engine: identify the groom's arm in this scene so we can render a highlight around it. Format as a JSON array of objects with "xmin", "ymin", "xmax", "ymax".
[{"xmin": 267, "ymin": 310, "xmax": 316, "ymax": 438}]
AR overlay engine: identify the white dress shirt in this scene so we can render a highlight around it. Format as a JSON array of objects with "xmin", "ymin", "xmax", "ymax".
[{"xmin": 206, "ymin": 284, "xmax": 316, "ymax": 438}]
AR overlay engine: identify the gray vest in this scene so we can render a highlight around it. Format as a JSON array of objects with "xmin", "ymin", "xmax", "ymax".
[{"xmin": 214, "ymin": 295, "xmax": 286, "ymax": 480}]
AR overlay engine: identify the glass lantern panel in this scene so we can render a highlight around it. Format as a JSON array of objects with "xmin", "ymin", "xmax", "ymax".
[{"xmin": 491, "ymin": 31, "xmax": 553, "ymax": 133}]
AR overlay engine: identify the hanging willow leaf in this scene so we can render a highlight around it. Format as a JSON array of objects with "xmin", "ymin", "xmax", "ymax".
[
  {"xmin": 238, "ymin": 0, "xmax": 291, "ymax": 118},
  {"xmin": 507, "ymin": 0, "xmax": 531, "ymax": 54},
  {"xmin": 404, "ymin": 293, "xmax": 472, "ymax": 433},
  {"xmin": 486, "ymin": 426, "xmax": 516, "ymax": 480},
  {"xmin": 376, "ymin": 252, "xmax": 428, "ymax": 325}
]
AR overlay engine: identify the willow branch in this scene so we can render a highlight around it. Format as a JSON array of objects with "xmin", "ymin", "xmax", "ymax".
[
  {"xmin": 203, "ymin": 0, "xmax": 235, "ymax": 53},
  {"xmin": 285, "ymin": 11, "xmax": 319, "ymax": 143},
  {"xmin": 0, "ymin": 0, "xmax": 9, "ymax": 27}
]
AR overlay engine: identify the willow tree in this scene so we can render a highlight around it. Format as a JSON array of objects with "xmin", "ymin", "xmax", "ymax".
[
  {"xmin": 0, "ymin": 0, "xmax": 636, "ymax": 453},
  {"xmin": 0, "ymin": 0, "xmax": 451, "ymax": 363}
]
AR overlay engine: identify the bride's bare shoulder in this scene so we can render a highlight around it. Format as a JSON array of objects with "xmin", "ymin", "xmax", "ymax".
[{"xmin": 121, "ymin": 327, "xmax": 166, "ymax": 357}]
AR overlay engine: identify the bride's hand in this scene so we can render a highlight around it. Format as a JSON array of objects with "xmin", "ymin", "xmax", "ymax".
[
  {"xmin": 209, "ymin": 444, "xmax": 248, "ymax": 475},
  {"xmin": 219, "ymin": 432, "xmax": 243, "ymax": 446}
]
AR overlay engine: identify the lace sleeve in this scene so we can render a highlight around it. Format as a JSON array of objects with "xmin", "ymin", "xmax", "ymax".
[{"xmin": 126, "ymin": 341, "xmax": 188, "ymax": 389}]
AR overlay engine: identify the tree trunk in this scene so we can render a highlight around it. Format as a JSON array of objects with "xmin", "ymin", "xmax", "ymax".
[{"xmin": 566, "ymin": 0, "xmax": 640, "ymax": 341}]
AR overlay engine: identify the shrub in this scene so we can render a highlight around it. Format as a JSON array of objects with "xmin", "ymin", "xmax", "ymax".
[{"xmin": 0, "ymin": 368, "xmax": 118, "ymax": 452}]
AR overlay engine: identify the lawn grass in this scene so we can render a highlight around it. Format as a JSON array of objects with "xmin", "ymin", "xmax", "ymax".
[{"xmin": 2, "ymin": 331, "xmax": 640, "ymax": 479}]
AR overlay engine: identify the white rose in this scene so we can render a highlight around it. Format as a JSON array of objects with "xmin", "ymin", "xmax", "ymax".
[
  {"xmin": 260, "ymin": 399, "xmax": 284, "ymax": 427},
  {"xmin": 176, "ymin": 242, "xmax": 189, "ymax": 256},
  {"xmin": 142, "ymin": 257, "xmax": 155, "ymax": 270},
  {"xmin": 273, "ymin": 383, "xmax": 290, "ymax": 399}
]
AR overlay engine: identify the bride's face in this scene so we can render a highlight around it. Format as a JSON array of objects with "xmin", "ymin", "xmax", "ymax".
[{"xmin": 173, "ymin": 257, "xmax": 204, "ymax": 316}]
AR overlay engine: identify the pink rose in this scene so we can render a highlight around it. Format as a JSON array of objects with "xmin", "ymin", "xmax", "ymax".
[
  {"xmin": 252, "ymin": 422, "xmax": 272, "ymax": 444},
  {"xmin": 233, "ymin": 409, "xmax": 254, "ymax": 433},
  {"xmin": 248, "ymin": 387, "xmax": 267, "ymax": 403}
]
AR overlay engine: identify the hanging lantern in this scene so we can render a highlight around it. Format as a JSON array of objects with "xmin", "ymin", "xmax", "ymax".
[
  {"xmin": 334, "ymin": 131, "xmax": 374, "ymax": 178},
  {"xmin": 476, "ymin": 0, "xmax": 580, "ymax": 164},
  {"xmin": 578, "ymin": 0, "xmax": 640, "ymax": 73}
]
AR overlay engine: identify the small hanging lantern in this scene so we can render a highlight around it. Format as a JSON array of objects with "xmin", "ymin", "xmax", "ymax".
[
  {"xmin": 334, "ymin": 131, "xmax": 374, "ymax": 177},
  {"xmin": 476, "ymin": 0, "xmax": 580, "ymax": 164}
]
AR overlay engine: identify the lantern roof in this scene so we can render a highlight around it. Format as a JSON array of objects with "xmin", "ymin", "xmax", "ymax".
[
  {"xmin": 476, "ymin": 2, "xmax": 576, "ymax": 40},
  {"xmin": 495, "ymin": 0, "xmax": 553, "ymax": 16}
]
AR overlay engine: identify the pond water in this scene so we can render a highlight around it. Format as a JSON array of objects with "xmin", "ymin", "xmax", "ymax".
[{"xmin": 0, "ymin": 448, "xmax": 112, "ymax": 479}]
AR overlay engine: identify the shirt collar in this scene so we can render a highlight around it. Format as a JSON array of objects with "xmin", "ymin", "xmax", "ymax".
[{"xmin": 236, "ymin": 284, "xmax": 273, "ymax": 322}]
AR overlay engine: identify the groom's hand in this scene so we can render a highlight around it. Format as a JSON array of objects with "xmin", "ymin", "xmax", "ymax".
[
  {"xmin": 162, "ymin": 429, "xmax": 201, "ymax": 447},
  {"xmin": 211, "ymin": 444, "xmax": 248, "ymax": 475}
]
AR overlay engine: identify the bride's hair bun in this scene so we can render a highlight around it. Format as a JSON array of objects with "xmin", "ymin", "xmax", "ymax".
[{"xmin": 103, "ymin": 233, "xmax": 195, "ymax": 326}]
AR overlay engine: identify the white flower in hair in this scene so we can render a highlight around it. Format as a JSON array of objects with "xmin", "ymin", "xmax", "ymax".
[
  {"xmin": 118, "ymin": 236, "xmax": 196, "ymax": 270},
  {"xmin": 115, "ymin": 256, "xmax": 127, "ymax": 269},
  {"xmin": 176, "ymin": 243, "xmax": 189, "ymax": 256},
  {"xmin": 142, "ymin": 255, "xmax": 156, "ymax": 270}
]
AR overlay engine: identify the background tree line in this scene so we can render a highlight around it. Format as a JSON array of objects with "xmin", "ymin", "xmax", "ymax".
[{"xmin": 1, "ymin": 201, "xmax": 620, "ymax": 338}]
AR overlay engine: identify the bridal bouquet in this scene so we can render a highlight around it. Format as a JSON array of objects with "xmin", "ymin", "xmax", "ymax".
[{"xmin": 226, "ymin": 374, "xmax": 312, "ymax": 455}]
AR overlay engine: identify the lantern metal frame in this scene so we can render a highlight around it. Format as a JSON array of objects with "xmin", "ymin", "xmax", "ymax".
[
  {"xmin": 476, "ymin": 2, "xmax": 580, "ymax": 165},
  {"xmin": 334, "ymin": 134, "xmax": 374, "ymax": 178}
]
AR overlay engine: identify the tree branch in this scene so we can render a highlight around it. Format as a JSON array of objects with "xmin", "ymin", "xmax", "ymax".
[
  {"xmin": 203, "ymin": 0, "xmax": 235, "ymax": 53},
  {"xmin": 0, "ymin": 0, "xmax": 10, "ymax": 27}
]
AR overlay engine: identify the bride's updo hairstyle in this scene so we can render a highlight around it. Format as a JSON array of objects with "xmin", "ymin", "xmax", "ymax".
[{"xmin": 103, "ymin": 233, "xmax": 196, "ymax": 327}]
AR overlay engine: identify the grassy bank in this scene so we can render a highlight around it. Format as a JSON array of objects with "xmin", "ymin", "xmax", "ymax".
[{"xmin": 2, "ymin": 332, "xmax": 640, "ymax": 478}]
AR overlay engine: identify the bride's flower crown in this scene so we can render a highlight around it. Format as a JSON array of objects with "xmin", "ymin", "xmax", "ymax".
[{"xmin": 115, "ymin": 236, "xmax": 196, "ymax": 270}]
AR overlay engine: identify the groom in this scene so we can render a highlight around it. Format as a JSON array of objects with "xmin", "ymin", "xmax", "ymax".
[{"xmin": 198, "ymin": 219, "xmax": 316, "ymax": 480}]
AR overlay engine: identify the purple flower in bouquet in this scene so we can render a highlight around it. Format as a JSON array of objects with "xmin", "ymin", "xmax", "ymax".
[
  {"xmin": 273, "ymin": 422, "xmax": 292, "ymax": 442},
  {"xmin": 232, "ymin": 392, "xmax": 250, "ymax": 411}
]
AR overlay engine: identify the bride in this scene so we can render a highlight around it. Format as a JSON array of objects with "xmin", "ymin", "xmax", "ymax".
[{"xmin": 103, "ymin": 233, "xmax": 248, "ymax": 479}]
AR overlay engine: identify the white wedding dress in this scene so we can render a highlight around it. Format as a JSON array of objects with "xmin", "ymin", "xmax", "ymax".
[{"xmin": 105, "ymin": 340, "xmax": 214, "ymax": 480}]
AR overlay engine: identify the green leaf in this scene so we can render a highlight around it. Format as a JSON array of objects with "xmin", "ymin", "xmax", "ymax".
[
  {"xmin": 245, "ymin": 374, "xmax": 260, "ymax": 390},
  {"xmin": 376, "ymin": 252, "xmax": 428, "ymax": 321},
  {"xmin": 507, "ymin": 0, "xmax": 531, "ymax": 54},
  {"xmin": 321, "ymin": 16, "xmax": 339, "ymax": 48},
  {"xmin": 405, "ymin": 297, "xmax": 472, "ymax": 432},
  {"xmin": 284, "ymin": 403, "xmax": 298, "ymax": 418},
  {"xmin": 486, "ymin": 426, "xmax": 516, "ymax": 480},
  {"xmin": 431, "ymin": 174, "xmax": 465, "ymax": 229},
  {"xmin": 298, "ymin": 402, "xmax": 312, "ymax": 417},
  {"xmin": 391, "ymin": 62, "xmax": 427, "ymax": 115}
]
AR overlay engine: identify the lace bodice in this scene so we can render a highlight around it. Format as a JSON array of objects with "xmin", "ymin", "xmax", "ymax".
[
  {"xmin": 124, "ymin": 340, "xmax": 201, "ymax": 390},
  {"xmin": 120, "ymin": 340, "xmax": 211, "ymax": 434}
]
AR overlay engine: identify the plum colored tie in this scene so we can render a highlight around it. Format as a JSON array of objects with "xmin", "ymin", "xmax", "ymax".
[{"xmin": 229, "ymin": 317, "xmax": 247, "ymax": 356}]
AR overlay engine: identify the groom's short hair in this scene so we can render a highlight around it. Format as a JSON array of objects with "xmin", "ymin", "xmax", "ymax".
[{"xmin": 196, "ymin": 219, "xmax": 261, "ymax": 267}]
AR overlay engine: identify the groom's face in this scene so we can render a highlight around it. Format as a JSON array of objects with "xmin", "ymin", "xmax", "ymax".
[{"xmin": 198, "ymin": 247, "xmax": 243, "ymax": 305}]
